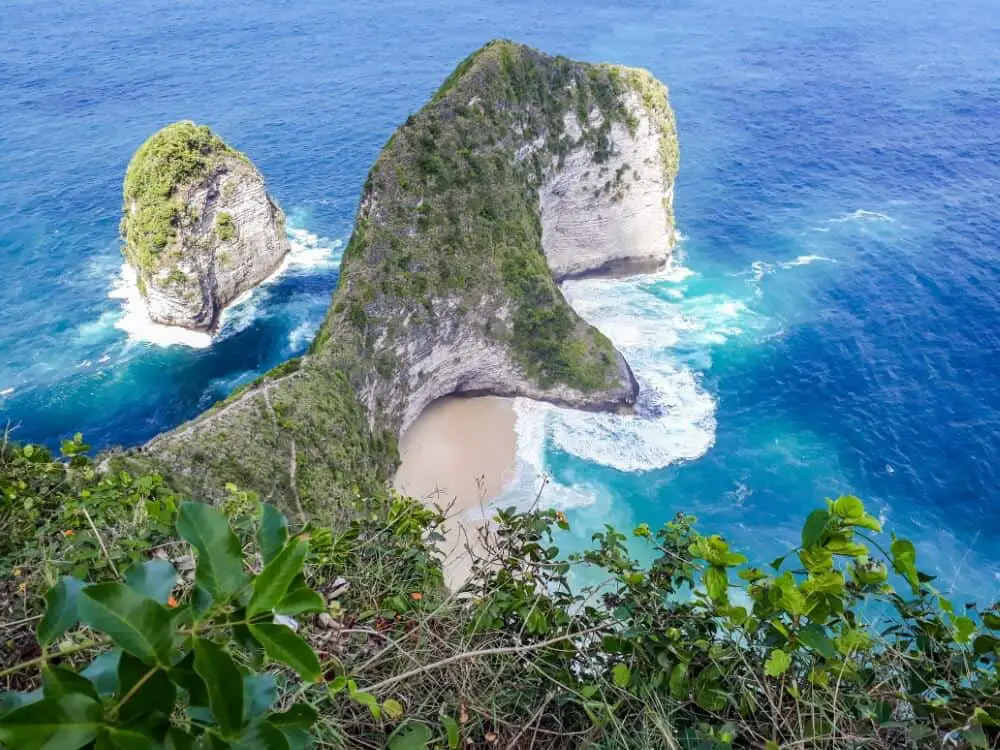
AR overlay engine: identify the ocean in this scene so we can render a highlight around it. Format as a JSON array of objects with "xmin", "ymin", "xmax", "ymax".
[{"xmin": 2, "ymin": 0, "xmax": 998, "ymax": 599}]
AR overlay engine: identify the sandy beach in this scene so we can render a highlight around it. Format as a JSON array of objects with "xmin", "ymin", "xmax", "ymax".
[{"xmin": 393, "ymin": 396, "xmax": 517, "ymax": 587}]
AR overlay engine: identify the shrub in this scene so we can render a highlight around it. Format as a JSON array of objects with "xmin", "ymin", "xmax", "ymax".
[
  {"xmin": 216, "ymin": 212, "xmax": 236, "ymax": 242},
  {"xmin": 0, "ymin": 501, "xmax": 324, "ymax": 749}
]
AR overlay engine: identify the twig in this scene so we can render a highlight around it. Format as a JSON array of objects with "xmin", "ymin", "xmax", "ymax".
[
  {"xmin": 81, "ymin": 505, "xmax": 120, "ymax": 579},
  {"xmin": 0, "ymin": 638, "xmax": 107, "ymax": 678},
  {"xmin": 0, "ymin": 614, "xmax": 43, "ymax": 630},
  {"xmin": 364, "ymin": 626, "xmax": 607, "ymax": 694},
  {"xmin": 505, "ymin": 690, "xmax": 553, "ymax": 749}
]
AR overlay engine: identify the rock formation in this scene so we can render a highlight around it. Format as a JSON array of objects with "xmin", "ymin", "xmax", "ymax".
[
  {"xmin": 132, "ymin": 41, "xmax": 679, "ymax": 520},
  {"xmin": 120, "ymin": 121, "xmax": 290, "ymax": 331}
]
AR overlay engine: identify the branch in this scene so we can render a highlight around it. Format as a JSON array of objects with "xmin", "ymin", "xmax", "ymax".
[{"xmin": 363, "ymin": 626, "xmax": 606, "ymax": 694}]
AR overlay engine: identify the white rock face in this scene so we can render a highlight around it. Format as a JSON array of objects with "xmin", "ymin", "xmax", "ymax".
[
  {"xmin": 539, "ymin": 90, "xmax": 675, "ymax": 279},
  {"xmin": 138, "ymin": 156, "xmax": 290, "ymax": 331}
]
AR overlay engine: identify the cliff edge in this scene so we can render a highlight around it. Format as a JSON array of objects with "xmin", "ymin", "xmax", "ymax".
[
  {"xmin": 120, "ymin": 121, "xmax": 290, "ymax": 331},
  {"xmin": 132, "ymin": 42, "xmax": 679, "ymax": 519}
]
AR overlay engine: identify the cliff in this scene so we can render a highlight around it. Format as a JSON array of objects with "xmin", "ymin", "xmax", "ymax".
[
  {"xmin": 120, "ymin": 121, "xmax": 290, "ymax": 331},
  {"xmin": 131, "ymin": 41, "xmax": 679, "ymax": 519}
]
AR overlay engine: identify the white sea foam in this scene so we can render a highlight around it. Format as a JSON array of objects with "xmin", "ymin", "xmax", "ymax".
[
  {"xmin": 287, "ymin": 320, "xmax": 319, "ymax": 351},
  {"xmin": 109, "ymin": 264, "xmax": 214, "ymax": 349},
  {"xmin": 828, "ymin": 209, "xmax": 893, "ymax": 224},
  {"xmin": 108, "ymin": 225, "xmax": 342, "ymax": 349},
  {"xmin": 0, "ymin": 388, "xmax": 14, "ymax": 397},
  {"xmin": 781, "ymin": 254, "xmax": 834, "ymax": 268},
  {"xmin": 506, "ymin": 259, "xmax": 768, "ymax": 505}
]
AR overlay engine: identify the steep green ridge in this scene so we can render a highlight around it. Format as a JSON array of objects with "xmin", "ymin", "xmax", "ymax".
[
  {"xmin": 312, "ymin": 40, "xmax": 676, "ymax": 393},
  {"xmin": 120, "ymin": 121, "xmax": 244, "ymax": 285},
  {"xmin": 135, "ymin": 40, "xmax": 678, "ymax": 521}
]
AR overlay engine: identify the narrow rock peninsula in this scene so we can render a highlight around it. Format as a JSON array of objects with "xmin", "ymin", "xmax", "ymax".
[{"xmin": 120, "ymin": 121, "xmax": 290, "ymax": 332}]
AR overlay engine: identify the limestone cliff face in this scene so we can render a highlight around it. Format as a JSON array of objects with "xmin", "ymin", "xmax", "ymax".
[
  {"xmin": 135, "ymin": 42, "xmax": 679, "ymax": 518},
  {"xmin": 540, "ymin": 91, "xmax": 677, "ymax": 280},
  {"xmin": 121, "ymin": 122, "xmax": 290, "ymax": 332}
]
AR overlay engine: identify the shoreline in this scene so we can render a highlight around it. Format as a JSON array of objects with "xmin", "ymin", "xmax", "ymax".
[{"xmin": 393, "ymin": 395, "xmax": 518, "ymax": 587}]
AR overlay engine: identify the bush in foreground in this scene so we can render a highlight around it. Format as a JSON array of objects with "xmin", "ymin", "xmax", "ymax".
[{"xmin": 0, "ymin": 436, "xmax": 998, "ymax": 749}]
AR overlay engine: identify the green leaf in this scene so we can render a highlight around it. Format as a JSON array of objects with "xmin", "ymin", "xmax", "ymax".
[
  {"xmin": 78, "ymin": 583, "xmax": 174, "ymax": 665},
  {"xmin": 1, "ymin": 689, "xmax": 43, "ymax": 712},
  {"xmin": 764, "ymin": 742, "xmax": 781, "ymax": 750},
  {"xmin": 230, "ymin": 719, "xmax": 290, "ymax": 750},
  {"xmin": 797, "ymin": 624, "xmax": 837, "ymax": 659},
  {"xmin": 80, "ymin": 651, "xmax": 121, "ymax": 697},
  {"xmin": 801, "ymin": 510, "xmax": 831, "ymax": 549},
  {"xmin": 248, "ymin": 623, "xmax": 322, "ymax": 682},
  {"xmin": 973, "ymin": 634, "xmax": 999, "ymax": 656},
  {"xmin": 177, "ymin": 502, "xmax": 247, "ymax": 606},
  {"xmin": 441, "ymin": 715, "xmax": 460, "ymax": 749},
  {"xmin": 275, "ymin": 586, "xmax": 325, "ymax": 616},
  {"xmin": 703, "ymin": 566, "xmax": 728, "ymax": 603},
  {"xmin": 168, "ymin": 651, "xmax": 209, "ymax": 708},
  {"xmin": 669, "ymin": 663, "xmax": 689, "ymax": 699},
  {"xmin": 983, "ymin": 612, "xmax": 1000, "ymax": 630},
  {"xmin": 258, "ymin": 505, "xmax": 289, "ymax": 565},
  {"xmin": 41, "ymin": 665, "xmax": 99, "ymax": 702},
  {"xmin": 351, "ymin": 691, "xmax": 380, "ymax": 719},
  {"xmin": 243, "ymin": 674, "xmax": 278, "ymax": 724},
  {"xmin": 37, "ymin": 576, "xmax": 86, "ymax": 647},
  {"xmin": 832, "ymin": 496, "xmax": 864, "ymax": 519},
  {"xmin": 267, "ymin": 704, "xmax": 317, "ymax": 731},
  {"xmin": 388, "ymin": 723, "xmax": 433, "ymax": 750},
  {"xmin": 0, "ymin": 693, "xmax": 102, "ymax": 750},
  {"xmin": 383, "ymin": 699, "xmax": 404, "ymax": 720},
  {"xmin": 97, "ymin": 726, "xmax": 156, "ymax": 750},
  {"xmin": 193, "ymin": 638, "xmax": 244, "ymax": 738},
  {"xmin": 953, "ymin": 616, "xmax": 977, "ymax": 644},
  {"xmin": 890, "ymin": 538, "xmax": 916, "ymax": 569},
  {"xmin": 124, "ymin": 559, "xmax": 177, "ymax": 604},
  {"xmin": 611, "ymin": 663, "xmax": 630, "ymax": 688},
  {"xmin": 117, "ymin": 652, "xmax": 176, "ymax": 722},
  {"xmin": 248, "ymin": 539, "xmax": 307, "ymax": 617},
  {"xmin": 764, "ymin": 649, "xmax": 792, "ymax": 677},
  {"xmin": 278, "ymin": 728, "xmax": 311, "ymax": 750}
]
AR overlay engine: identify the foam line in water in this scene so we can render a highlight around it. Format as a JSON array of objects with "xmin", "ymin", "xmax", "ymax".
[{"xmin": 827, "ymin": 209, "xmax": 893, "ymax": 224}]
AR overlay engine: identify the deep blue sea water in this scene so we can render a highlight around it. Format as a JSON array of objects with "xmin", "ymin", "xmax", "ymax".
[{"xmin": 2, "ymin": 0, "xmax": 998, "ymax": 598}]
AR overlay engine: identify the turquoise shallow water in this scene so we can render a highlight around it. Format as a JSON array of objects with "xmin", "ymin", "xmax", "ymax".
[{"xmin": 1, "ymin": 0, "xmax": 998, "ymax": 599}]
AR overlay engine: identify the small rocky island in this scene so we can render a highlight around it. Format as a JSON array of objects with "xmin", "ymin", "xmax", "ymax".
[
  {"xmin": 120, "ymin": 121, "xmax": 290, "ymax": 332},
  {"xmin": 131, "ymin": 41, "xmax": 679, "ymax": 519}
]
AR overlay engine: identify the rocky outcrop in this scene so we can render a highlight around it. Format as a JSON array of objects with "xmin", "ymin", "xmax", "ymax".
[
  {"xmin": 121, "ymin": 122, "xmax": 290, "ymax": 332},
  {"xmin": 133, "ymin": 41, "xmax": 678, "ymax": 518}
]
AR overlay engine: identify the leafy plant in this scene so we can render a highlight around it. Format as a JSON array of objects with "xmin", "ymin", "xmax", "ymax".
[{"xmin": 0, "ymin": 501, "xmax": 325, "ymax": 749}]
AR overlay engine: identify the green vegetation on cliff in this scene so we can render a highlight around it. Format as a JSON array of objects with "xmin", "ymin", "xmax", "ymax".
[{"xmin": 120, "ymin": 121, "xmax": 242, "ymax": 281}]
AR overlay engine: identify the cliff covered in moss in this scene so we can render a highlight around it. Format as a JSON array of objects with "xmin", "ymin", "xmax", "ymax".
[
  {"xmin": 134, "ymin": 41, "xmax": 679, "ymax": 519},
  {"xmin": 120, "ymin": 121, "xmax": 290, "ymax": 331}
]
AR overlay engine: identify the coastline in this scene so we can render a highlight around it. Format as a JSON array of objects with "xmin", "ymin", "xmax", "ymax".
[{"xmin": 393, "ymin": 395, "xmax": 518, "ymax": 587}]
